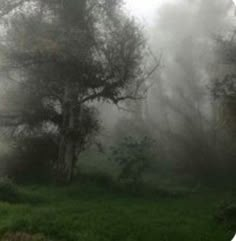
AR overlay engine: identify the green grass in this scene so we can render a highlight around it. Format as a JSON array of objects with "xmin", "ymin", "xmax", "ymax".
[{"xmin": 0, "ymin": 183, "xmax": 235, "ymax": 241}]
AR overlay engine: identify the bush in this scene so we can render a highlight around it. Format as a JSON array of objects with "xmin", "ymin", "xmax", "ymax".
[
  {"xmin": 76, "ymin": 171, "xmax": 114, "ymax": 188},
  {"xmin": 0, "ymin": 177, "xmax": 21, "ymax": 203},
  {"xmin": 111, "ymin": 136, "xmax": 155, "ymax": 190},
  {"xmin": 215, "ymin": 200, "xmax": 236, "ymax": 229},
  {"xmin": 7, "ymin": 136, "xmax": 57, "ymax": 183}
]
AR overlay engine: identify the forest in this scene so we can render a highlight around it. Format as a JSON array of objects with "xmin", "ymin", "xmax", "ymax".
[{"xmin": 0, "ymin": 0, "xmax": 235, "ymax": 240}]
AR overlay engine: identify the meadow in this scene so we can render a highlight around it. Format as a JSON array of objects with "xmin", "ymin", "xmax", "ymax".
[{"xmin": 0, "ymin": 181, "xmax": 235, "ymax": 241}]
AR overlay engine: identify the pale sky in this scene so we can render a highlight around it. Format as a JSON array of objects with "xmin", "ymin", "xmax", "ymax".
[
  {"xmin": 125, "ymin": 0, "xmax": 236, "ymax": 24},
  {"xmin": 124, "ymin": 0, "xmax": 177, "ymax": 24}
]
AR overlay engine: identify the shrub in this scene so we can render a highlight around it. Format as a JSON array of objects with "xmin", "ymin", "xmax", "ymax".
[
  {"xmin": 0, "ymin": 177, "xmax": 21, "ymax": 203},
  {"xmin": 76, "ymin": 171, "xmax": 114, "ymax": 188},
  {"xmin": 7, "ymin": 136, "xmax": 57, "ymax": 183},
  {"xmin": 215, "ymin": 200, "xmax": 236, "ymax": 229},
  {"xmin": 111, "ymin": 136, "xmax": 155, "ymax": 190}
]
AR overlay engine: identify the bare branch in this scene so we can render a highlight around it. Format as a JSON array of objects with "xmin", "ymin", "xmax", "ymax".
[{"xmin": 0, "ymin": 0, "xmax": 30, "ymax": 19}]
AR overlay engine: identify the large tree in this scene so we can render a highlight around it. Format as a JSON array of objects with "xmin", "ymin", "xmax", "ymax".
[
  {"xmin": 0, "ymin": 0, "xmax": 145, "ymax": 183},
  {"xmin": 213, "ymin": 36, "xmax": 236, "ymax": 134}
]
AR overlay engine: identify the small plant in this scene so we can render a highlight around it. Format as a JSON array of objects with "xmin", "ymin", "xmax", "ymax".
[
  {"xmin": 111, "ymin": 136, "xmax": 155, "ymax": 190},
  {"xmin": 0, "ymin": 177, "xmax": 21, "ymax": 203}
]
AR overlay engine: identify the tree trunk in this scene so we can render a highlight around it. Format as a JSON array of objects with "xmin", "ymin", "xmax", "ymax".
[{"xmin": 54, "ymin": 85, "xmax": 77, "ymax": 184}]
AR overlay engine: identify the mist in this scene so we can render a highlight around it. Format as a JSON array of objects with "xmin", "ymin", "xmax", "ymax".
[
  {"xmin": 100, "ymin": 0, "xmax": 234, "ymax": 160},
  {"xmin": 0, "ymin": 1, "xmax": 235, "ymax": 240}
]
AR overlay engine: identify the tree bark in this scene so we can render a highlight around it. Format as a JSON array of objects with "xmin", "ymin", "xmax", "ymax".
[{"xmin": 54, "ymin": 84, "xmax": 77, "ymax": 184}]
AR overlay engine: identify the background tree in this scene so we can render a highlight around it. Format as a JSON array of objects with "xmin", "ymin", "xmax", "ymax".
[{"xmin": 212, "ymin": 37, "xmax": 236, "ymax": 175}]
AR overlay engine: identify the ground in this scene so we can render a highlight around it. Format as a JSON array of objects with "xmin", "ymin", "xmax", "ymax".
[{"xmin": 0, "ymin": 183, "xmax": 235, "ymax": 241}]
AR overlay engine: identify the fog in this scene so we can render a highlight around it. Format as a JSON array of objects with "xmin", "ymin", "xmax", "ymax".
[
  {"xmin": 0, "ymin": 1, "xmax": 235, "ymax": 240},
  {"xmin": 91, "ymin": 0, "xmax": 235, "ymax": 181},
  {"xmin": 100, "ymin": 0, "xmax": 234, "ymax": 135},
  {"xmin": 0, "ymin": 0, "xmax": 235, "ymax": 183}
]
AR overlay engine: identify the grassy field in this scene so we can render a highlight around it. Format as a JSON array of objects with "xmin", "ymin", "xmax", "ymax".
[{"xmin": 0, "ymin": 182, "xmax": 235, "ymax": 241}]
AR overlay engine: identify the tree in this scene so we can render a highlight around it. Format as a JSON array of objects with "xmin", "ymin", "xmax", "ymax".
[
  {"xmin": 213, "ymin": 37, "xmax": 236, "ymax": 131},
  {"xmin": 213, "ymin": 74, "xmax": 236, "ymax": 132},
  {"xmin": 111, "ymin": 136, "xmax": 155, "ymax": 189},
  {"xmin": 211, "ymin": 36, "xmax": 236, "ymax": 175},
  {"xmin": 0, "ymin": 0, "xmax": 146, "ymax": 183}
]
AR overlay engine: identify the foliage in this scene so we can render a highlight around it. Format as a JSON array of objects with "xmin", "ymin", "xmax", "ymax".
[
  {"xmin": 75, "ymin": 171, "xmax": 115, "ymax": 189},
  {"xmin": 214, "ymin": 37, "xmax": 236, "ymax": 133},
  {"xmin": 211, "ymin": 37, "xmax": 236, "ymax": 176},
  {"xmin": 213, "ymin": 74, "xmax": 236, "ymax": 131},
  {"xmin": 6, "ymin": 136, "xmax": 58, "ymax": 183},
  {"xmin": 111, "ymin": 136, "xmax": 155, "ymax": 188},
  {"xmin": 215, "ymin": 200, "xmax": 236, "ymax": 230},
  {"xmin": 0, "ymin": 177, "xmax": 43, "ymax": 204},
  {"xmin": 0, "ymin": 177, "xmax": 21, "ymax": 203}
]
